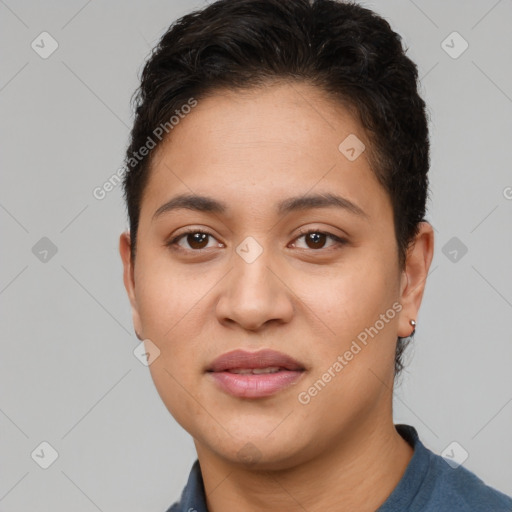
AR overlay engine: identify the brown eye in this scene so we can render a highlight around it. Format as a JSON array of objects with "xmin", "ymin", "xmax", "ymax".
[
  {"xmin": 293, "ymin": 230, "xmax": 347, "ymax": 251},
  {"xmin": 304, "ymin": 232, "xmax": 327, "ymax": 249},
  {"xmin": 167, "ymin": 230, "xmax": 220, "ymax": 251},
  {"xmin": 185, "ymin": 232, "xmax": 210, "ymax": 249}
]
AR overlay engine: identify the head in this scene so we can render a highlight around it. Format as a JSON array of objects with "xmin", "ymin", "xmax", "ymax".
[{"xmin": 120, "ymin": 0, "xmax": 434, "ymax": 468}]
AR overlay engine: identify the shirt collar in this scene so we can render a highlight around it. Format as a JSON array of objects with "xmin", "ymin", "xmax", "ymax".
[
  {"xmin": 376, "ymin": 424, "xmax": 431, "ymax": 511},
  {"xmin": 167, "ymin": 458, "xmax": 208, "ymax": 512}
]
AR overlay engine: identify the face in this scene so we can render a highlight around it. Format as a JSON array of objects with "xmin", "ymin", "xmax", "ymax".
[{"xmin": 120, "ymin": 82, "xmax": 433, "ymax": 469}]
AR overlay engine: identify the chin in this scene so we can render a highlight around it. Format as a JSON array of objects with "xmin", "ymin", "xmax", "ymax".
[{"xmin": 197, "ymin": 429, "xmax": 314, "ymax": 471}]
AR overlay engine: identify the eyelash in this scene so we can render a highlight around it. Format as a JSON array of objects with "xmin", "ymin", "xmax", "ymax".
[{"xmin": 166, "ymin": 228, "xmax": 347, "ymax": 252}]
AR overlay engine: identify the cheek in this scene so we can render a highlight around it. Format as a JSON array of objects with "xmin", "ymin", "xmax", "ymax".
[
  {"xmin": 296, "ymin": 250, "xmax": 398, "ymax": 345},
  {"xmin": 295, "ymin": 253, "xmax": 400, "ymax": 411},
  {"xmin": 294, "ymin": 263, "xmax": 399, "ymax": 427},
  {"xmin": 135, "ymin": 260, "xmax": 209, "ymax": 425},
  {"xmin": 133, "ymin": 249, "xmax": 229, "ymax": 388},
  {"xmin": 146, "ymin": 356, "xmax": 207, "ymax": 435},
  {"xmin": 134, "ymin": 248, "xmax": 209, "ymax": 338}
]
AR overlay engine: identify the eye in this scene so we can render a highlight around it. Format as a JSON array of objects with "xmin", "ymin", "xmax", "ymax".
[
  {"xmin": 166, "ymin": 228, "xmax": 347, "ymax": 253},
  {"xmin": 291, "ymin": 229, "xmax": 347, "ymax": 250},
  {"xmin": 166, "ymin": 229, "xmax": 222, "ymax": 251}
]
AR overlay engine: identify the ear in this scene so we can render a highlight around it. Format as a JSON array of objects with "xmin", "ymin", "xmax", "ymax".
[
  {"xmin": 397, "ymin": 222, "xmax": 435, "ymax": 337},
  {"xmin": 119, "ymin": 231, "xmax": 143, "ymax": 339}
]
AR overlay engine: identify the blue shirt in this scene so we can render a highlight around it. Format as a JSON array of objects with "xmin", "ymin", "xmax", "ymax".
[{"xmin": 166, "ymin": 424, "xmax": 512, "ymax": 511}]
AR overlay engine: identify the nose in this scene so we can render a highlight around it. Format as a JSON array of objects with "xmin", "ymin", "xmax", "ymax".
[{"xmin": 215, "ymin": 245, "xmax": 294, "ymax": 332}]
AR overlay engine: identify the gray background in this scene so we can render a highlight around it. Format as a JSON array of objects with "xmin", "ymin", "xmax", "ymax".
[{"xmin": 1, "ymin": 0, "xmax": 511, "ymax": 510}]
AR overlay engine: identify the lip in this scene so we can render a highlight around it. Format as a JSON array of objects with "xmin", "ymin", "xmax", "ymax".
[
  {"xmin": 206, "ymin": 349, "xmax": 306, "ymax": 398},
  {"xmin": 207, "ymin": 349, "xmax": 305, "ymax": 372}
]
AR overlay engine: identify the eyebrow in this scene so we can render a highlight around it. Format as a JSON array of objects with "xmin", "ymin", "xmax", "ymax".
[{"xmin": 152, "ymin": 192, "xmax": 368, "ymax": 220}]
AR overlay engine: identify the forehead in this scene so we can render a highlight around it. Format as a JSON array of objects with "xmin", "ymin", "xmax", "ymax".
[{"xmin": 141, "ymin": 82, "xmax": 390, "ymax": 222}]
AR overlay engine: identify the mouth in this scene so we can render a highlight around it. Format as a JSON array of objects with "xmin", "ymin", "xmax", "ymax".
[
  {"xmin": 225, "ymin": 367, "xmax": 287, "ymax": 374},
  {"xmin": 206, "ymin": 349, "xmax": 306, "ymax": 398}
]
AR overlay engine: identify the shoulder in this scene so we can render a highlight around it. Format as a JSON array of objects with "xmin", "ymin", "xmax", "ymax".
[
  {"xmin": 387, "ymin": 425, "xmax": 512, "ymax": 512},
  {"xmin": 423, "ymin": 452, "xmax": 512, "ymax": 511},
  {"xmin": 164, "ymin": 498, "xmax": 182, "ymax": 512}
]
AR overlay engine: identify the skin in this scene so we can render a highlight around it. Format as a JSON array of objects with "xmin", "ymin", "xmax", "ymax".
[{"xmin": 120, "ymin": 82, "xmax": 434, "ymax": 512}]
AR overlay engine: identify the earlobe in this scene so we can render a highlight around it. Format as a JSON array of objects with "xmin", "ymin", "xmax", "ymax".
[{"xmin": 397, "ymin": 222, "xmax": 434, "ymax": 338}]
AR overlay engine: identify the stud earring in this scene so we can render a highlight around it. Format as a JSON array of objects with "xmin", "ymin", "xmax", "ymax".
[{"xmin": 409, "ymin": 319, "xmax": 416, "ymax": 336}]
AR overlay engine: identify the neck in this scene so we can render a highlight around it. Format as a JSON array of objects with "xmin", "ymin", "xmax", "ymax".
[{"xmin": 194, "ymin": 417, "xmax": 414, "ymax": 512}]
